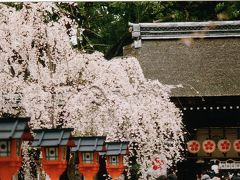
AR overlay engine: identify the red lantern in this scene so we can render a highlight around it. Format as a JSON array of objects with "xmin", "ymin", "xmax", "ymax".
[
  {"xmin": 32, "ymin": 128, "xmax": 75, "ymax": 180},
  {"xmin": 233, "ymin": 139, "xmax": 240, "ymax": 152},
  {"xmin": 72, "ymin": 136, "xmax": 106, "ymax": 180},
  {"xmin": 187, "ymin": 140, "xmax": 200, "ymax": 154},
  {"xmin": 105, "ymin": 142, "xmax": 129, "ymax": 180},
  {"xmin": 0, "ymin": 118, "xmax": 32, "ymax": 180},
  {"xmin": 202, "ymin": 140, "xmax": 216, "ymax": 153},
  {"xmin": 218, "ymin": 139, "xmax": 231, "ymax": 153}
]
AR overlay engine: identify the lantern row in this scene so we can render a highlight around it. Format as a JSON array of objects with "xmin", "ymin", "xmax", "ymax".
[
  {"xmin": 187, "ymin": 139, "xmax": 240, "ymax": 154},
  {"xmin": 0, "ymin": 118, "xmax": 129, "ymax": 180},
  {"xmin": 183, "ymin": 105, "xmax": 240, "ymax": 111}
]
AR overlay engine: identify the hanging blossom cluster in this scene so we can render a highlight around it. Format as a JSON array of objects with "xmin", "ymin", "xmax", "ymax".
[{"xmin": 0, "ymin": 2, "xmax": 184, "ymax": 179}]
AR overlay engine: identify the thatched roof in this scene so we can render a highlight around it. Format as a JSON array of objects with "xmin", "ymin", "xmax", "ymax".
[{"xmin": 127, "ymin": 21, "xmax": 240, "ymax": 97}]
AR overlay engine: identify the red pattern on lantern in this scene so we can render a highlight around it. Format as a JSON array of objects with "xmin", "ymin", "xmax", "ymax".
[
  {"xmin": 187, "ymin": 140, "xmax": 200, "ymax": 154},
  {"xmin": 233, "ymin": 139, "xmax": 240, "ymax": 152},
  {"xmin": 152, "ymin": 157, "xmax": 164, "ymax": 171},
  {"xmin": 218, "ymin": 139, "xmax": 231, "ymax": 153},
  {"xmin": 202, "ymin": 140, "xmax": 216, "ymax": 153}
]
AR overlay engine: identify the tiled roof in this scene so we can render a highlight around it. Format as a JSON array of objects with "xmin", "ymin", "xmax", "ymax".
[
  {"xmin": 71, "ymin": 136, "xmax": 106, "ymax": 152},
  {"xmin": 0, "ymin": 117, "xmax": 30, "ymax": 140},
  {"xmin": 32, "ymin": 128, "xmax": 74, "ymax": 147},
  {"xmin": 101, "ymin": 142, "xmax": 129, "ymax": 155}
]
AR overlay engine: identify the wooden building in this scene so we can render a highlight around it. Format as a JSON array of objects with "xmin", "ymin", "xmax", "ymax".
[{"xmin": 127, "ymin": 21, "xmax": 240, "ymax": 179}]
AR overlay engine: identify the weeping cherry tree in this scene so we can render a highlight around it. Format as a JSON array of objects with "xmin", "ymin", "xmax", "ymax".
[{"xmin": 0, "ymin": 2, "xmax": 184, "ymax": 179}]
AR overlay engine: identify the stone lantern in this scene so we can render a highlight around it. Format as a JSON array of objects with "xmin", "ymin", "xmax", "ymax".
[
  {"xmin": 104, "ymin": 141, "xmax": 129, "ymax": 180},
  {"xmin": 72, "ymin": 136, "xmax": 106, "ymax": 180},
  {"xmin": 0, "ymin": 117, "xmax": 32, "ymax": 180},
  {"xmin": 32, "ymin": 128, "xmax": 75, "ymax": 180}
]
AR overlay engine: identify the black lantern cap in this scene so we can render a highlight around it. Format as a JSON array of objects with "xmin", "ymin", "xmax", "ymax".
[
  {"xmin": 100, "ymin": 141, "xmax": 129, "ymax": 156},
  {"xmin": 32, "ymin": 128, "xmax": 75, "ymax": 147},
  {"xmin": 0, "ymin": 117, "xmax": 30, "ymax": 140},
  {"xmin": 71, "ymin": 136, "xmax": 106, "ymax": 152}
]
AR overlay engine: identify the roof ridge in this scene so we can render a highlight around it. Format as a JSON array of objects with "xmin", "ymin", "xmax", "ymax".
[{"xmin": 129, "ymin": 21, "xmax": 240, "ymax": 48}]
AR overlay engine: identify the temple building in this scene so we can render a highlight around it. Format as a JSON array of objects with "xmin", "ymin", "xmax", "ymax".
[{"xmin": 127, "ymin": 20, "xmax": 240, "ymax": 179}]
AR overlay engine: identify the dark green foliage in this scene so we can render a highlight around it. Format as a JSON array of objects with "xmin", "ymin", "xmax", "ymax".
[{"xmin": 57, "ymin": 2, "xmax": 240, "ymax": 59}]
